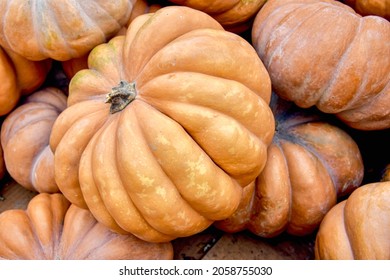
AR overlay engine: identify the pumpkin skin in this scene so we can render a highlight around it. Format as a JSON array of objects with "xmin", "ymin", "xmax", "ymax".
[
  {"xmin": 61, "ymin": 0, "xmax": 162, "ymax": 79},
  {"xmin": 168, "ymin": 0, "xmax": 268, "ymax": 33},
  {"xmin": 315, "ymin": 181, "xmax": 390, "ymax": 259},
  {"xmin": 342, "ymin": 0, "xmax": 390, "ymax": 20},
  {"xmin": 0, "ymin": 193, "xmax": 174, "ymax": 260},
  {"xmin": 0, "ymin": 0, "xmax": 133, "ymax": 61},
  {"xmin": 50, "ymin": 6, "xmax": 274, "ymax": 242},
  {"xmin": 0, "ymin": 47, "xmax": 51, "ymax": 116},
  {"xmin": 0, "ymin": 137, "xmax": 5, "ymax": 180},
  {"xmin": 215, "ymin": 95, "xmax": 364, "ymax": 237},
  {"xmin": 1, "ymin": 88, "xmax": 67, "ymax": 193},
  {"xmin": 252, "ymin": 0, "xmax": 390, "ymax": 130}
]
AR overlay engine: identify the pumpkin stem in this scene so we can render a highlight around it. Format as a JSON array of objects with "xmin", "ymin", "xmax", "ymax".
[{"xmin": 105, "ymin": 80, "xmax": 137, "ymax": 114}]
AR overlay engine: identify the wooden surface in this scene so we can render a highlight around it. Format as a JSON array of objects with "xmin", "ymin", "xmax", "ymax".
[{"xmin": 0, "ymin": 176, "xmax": 315, "ymax": 260}]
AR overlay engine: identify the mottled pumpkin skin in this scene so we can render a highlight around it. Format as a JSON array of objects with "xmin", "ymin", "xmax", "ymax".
[
  {"xmin": 1, "ymin": 88, "xmax": 67, "ymax": 193},
  {"xmin": 315, "ymin": 181, "xmax": 390, "ymax": 260},
  {"xmin": 252, "ymin": 0, "xmax": 390, "ymax": 130},
  {"xmin": 168, "ymin": 0, "xmax": 267, "ymax": 33},
  {"xmin": 0, "ymin": 47, "xmax": 51, "ymax": 116},
  {"xmin": 343, "ymin": 0, "xmax": 390, "ymax": 19},
  {"xmin": 0, "ymin": 0, "xmax": 133, "ymax": 61},
  {"xmin": 50, "ymin": 6, "xmax": 274, "ymax": 242},
  {"xmin": 0, "ymin": 193, "xmax": 174, "ymax": 260},
  {"xmin": 215, "ymin": 95, "xmax": 364, "ymax": 237}
]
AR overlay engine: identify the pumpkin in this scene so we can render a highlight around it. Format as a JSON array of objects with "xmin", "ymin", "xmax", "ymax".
[
  {"xmin": 215, "ymin": 94, "xmax": 364, "ymax": 237},
  {"xmin": 314, "ymin": 180, "xmax": 390, "ymax": 259},
  {"xmin": 167, "ymin": 0, "xmax": 268, "ymax": 33},
  {"xmin": 0, "ymin": 47, "xmax": 51, "ymax": 116},
  {"xmin": 1, "ymin": 88, "xmax": 67, "ymax": 193},
  {"xmin": 342, "ymin": 0, "xmax": 390, "ymax": 20},
  {"xmin": 0, "ymin": 193, "xmax": 174, "ymax": 259},
  {"xmin": 0, "ymin": 0, "xmax": 133, "ymax": 61},
  {"xmin": 382, "ymin": 164, "xmax": 390, "ymax": 182},
  {"xmin": 252, "ymin": 0, "xmax": 390, "ymax": 130},
  {"xmin": 50, "ymin": 6, "xmax": 275, "ymax": 242},
  {"xmin": 0, "ymin": 137, "xmax": 5, "ymax": 180},
  {"xmin": 61, "ymin": 0, "xmax": 162, "ymax": 79}
]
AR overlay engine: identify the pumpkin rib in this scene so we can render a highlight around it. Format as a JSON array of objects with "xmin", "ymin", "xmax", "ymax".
[
  {"xmin": 136, "ymin": 28, "xmax": 269, "ymax": 101},
  {"xmin": 341, "ymin": 202, "xmax": 356, "ymax": 260},
  {"xmin": 265, "ymin": 3, "xmax": 328, "ymax": 72},
  {"xmin": 146, "ymin": 99, "xmax": 268, "ymax": 187},
  {"xmin": 139, "ymin": 71, "xmax": 272, "ymax": 139},
  {"xmin": 113, "ymin": 103, "xmax": 214, "ymax": 237},
  {"xmin": 319, "ymin": 18, "xmax": 361, "ymax": 109},
  {"xmin": 253, "ymin": 141, "xmax": 292, "ymax": 237},
  {"xmin": 86, "ymin": 114, "xmax": 175, "ymax": 241},
  {"xmin": 53, "ymin": 106, "xmax": 109, "ymax": 208},
  {"xmin": 130, "ymin": 100, "xmax": 243, "ymax": 221}
]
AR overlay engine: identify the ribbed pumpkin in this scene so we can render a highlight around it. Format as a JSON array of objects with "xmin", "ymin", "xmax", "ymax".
[
  {"xmin": 252, "ymin": 0, "xmax": 390, "ymax": 130},
  {"xmin": 168, "ymin": 0, "xmax": 268, "ymax": 33},
  {"xmin": 0, "ymin": 193, "xmax": 174, "ymax": 260},
  {"xmin": 0, "ymin": 47, "xmax": 51, "ymax": 116},
  {"xmin": 315, "ymin": 180, "xmax": 390, "ymax": 259},
  {"xmin": 215, "ymin": 95, "xmax": 364, "ymax": 237},
  {"xmin": 342, "ymin": 0, "xmax": 390, "ymax": 19},
  {"xmin": 50, "ymin": 6, "xmax": 275, "ymax": 242},
  {"xmin": 0, "ymin": 0, "xmax": 133, "ymax": 61},
  {"xmin": 61, "ymin": 0, "xmax": 162, "ymax": 79},
  {"xmin": 1, "ymin": 88, "xmax": 67, "ymax": 193}
]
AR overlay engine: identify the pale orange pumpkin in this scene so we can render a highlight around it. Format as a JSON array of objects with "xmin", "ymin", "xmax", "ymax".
[
  {"xmin": 252, "ymin": 0, "xmax": 390, "ymax": 130},
  {"xmin": 0, "ymin": 47, "xmax": 51, "ymax": 116},
  {"xmin": 0, "ymin": 193, "xmax": 174, "ymax": 260},
  {"xmin": 61, "ymin": 0, "xmax": 162, "ymax": 79},
  {"xmin": 315, "ymin": 180, "xmax": 390, "ymax": 259},
  {"xmin": 215, "ymin": 95, "xmax": 364, "ymax": 237},
  {"xmin": 50, "ymin": 6, "xmax": 275, "ymax": 242},
  {"xmin": 342, "ymin": 0, "xmax": 390, "ymax": 20},
  {"xmin": 168, "ymin": 0, "xmax": 268, "ymax": 33},
  {"xmin": 0, "ymin": 0, "xmax": 133, "ymax": 61},
  {"xmin": 1, "ymin": 88, "xmax": 67, "ymax": 193}
]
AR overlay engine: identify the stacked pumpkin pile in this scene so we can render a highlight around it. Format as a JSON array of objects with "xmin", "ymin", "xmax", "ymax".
[{"xmin": 0, "ymin": 0, "xmax": 389, "ymax": 260}]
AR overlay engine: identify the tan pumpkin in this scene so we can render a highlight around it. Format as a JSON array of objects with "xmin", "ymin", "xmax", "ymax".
[
  {"xmin": 1, "ymin": 88, "xmax": 67, "ymax": 193},
  {"xmin": 252, "ymin": 0, "xmax": 390, "ymax": 130},
  {"xmin": 343, "ymin": 0, "xmax": 390, "ymax": 20},
  {"xmin": 168, "ymin": 0, "xmax": 268, "ymax": 33},
  {"xmin": 61, "ymin": 0, "xmax": 162, "ymax": 79},
  {"xmin": 315, "ymin": 180, "xmax": 390, "ymax": 259},
  {"xmin": 0, "ymin": 0, "xmax": 133, "ymax": 61},
  {"xmin": 215, "ymin": 95, "xmax": 364, "ymax": 237},
  {"xmin": 0, "ymin": 47, "xmax": 51, "ymax": 116},
  {"xmin": 50, "ymin": 6, "xmax": 275, "ymax": 242},
  {"xmin": 0, "ymin": 193, "xmax": 174, "ymax": 259}
]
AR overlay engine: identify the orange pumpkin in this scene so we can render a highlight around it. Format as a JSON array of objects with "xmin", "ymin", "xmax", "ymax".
[
  {"xmin": 0, "ymin": 137, "xmax": 5, "ymax": 180},
  {"xmin": 215, "ymin": 95, "xmax": 364, "ymax": 237},
  {"xmin": 1, "ymin": 88, "xmax": 67, "ymax": 193},
  {"xmin": 314, "ymin": 180, "xmax": 390, "ymax": 259},
  {"xmin": 50, "ymin": 6, "xmax": 275, "ymax": 242},
  {"xmin": 0, "ymin": 47, "xmax": 51, "ymax": 116},
  {"xmin": 0, "ymin": 193, "xmax": 174, "ymax": 259},
  {"xmin": 168, "ymin": 0, "xmax": 268, "ymax": 33},
  {"xmin": 252, "ymin": 0, "xmax": 390, "ymax": 130},
  {"xmin": 61, "ymin": 0, "xmax": 162, "ymax": 79},
  {"xmin": 342, "ymin": 0, "xmax": 390, "ymax": 20},
  {"xmin": 0, "ymin": 0, "xmax": 133, "ymax": 61}
]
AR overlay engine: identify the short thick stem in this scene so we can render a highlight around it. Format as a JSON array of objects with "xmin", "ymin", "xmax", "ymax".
[{"xmin": 105, "ymin": 80, "xmax": 137, "ymax": 114}]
